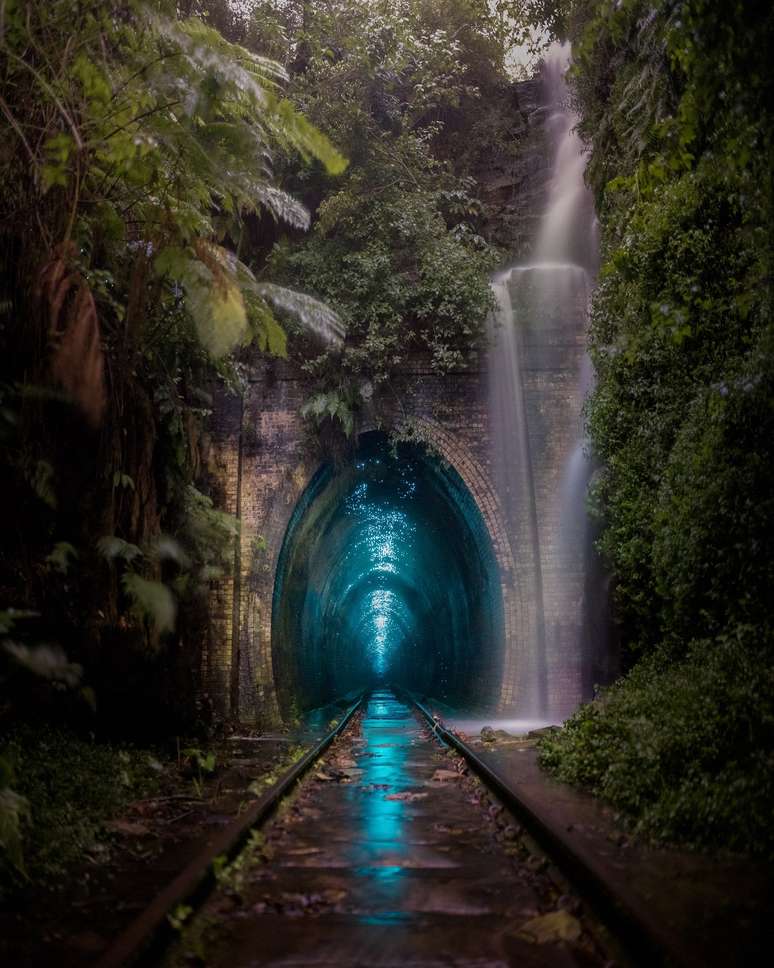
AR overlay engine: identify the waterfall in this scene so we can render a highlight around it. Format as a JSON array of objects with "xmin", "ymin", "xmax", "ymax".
[{"xmin": 487, "ymin": 41, "xmax": 605, "ymax": 718}]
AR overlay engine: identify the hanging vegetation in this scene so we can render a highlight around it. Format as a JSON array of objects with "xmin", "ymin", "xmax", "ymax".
[
  {"xmin": 0, "ymin": 0, "xmax": 347, "ymax": 734},
  {"xmin": 539, "ymin": 0, "xmax": 774, "ymax": 857}
]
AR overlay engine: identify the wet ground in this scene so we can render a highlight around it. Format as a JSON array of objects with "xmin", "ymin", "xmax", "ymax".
[
  {"xmin": 165, "ymin": 691, "xmax": 610, "ymax": 967},
  {"xmin": 0, "ymin": 734, "xmax": 298, "ymax": 967},
  {"xmin": 470, "ymin": 739, "xmax": 774, "ymax": 968}
]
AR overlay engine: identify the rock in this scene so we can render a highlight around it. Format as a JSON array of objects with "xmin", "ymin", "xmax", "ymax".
[
  {"xmin": 557, "ymin": 894, "xmax": 582, "ymax": 915},
  {"xmin": 515, "ymin": 910, "xmax": 583, "ymax": 944},
  {"xmin": 527, "ymin": 725, "xmax": 561, "ymax": 739},
  {"xmin": 480, "ymin": 725, "xmax": 496, "ymax": 743},
  {"xmin": 525, "ymin": 854, "xmax": 547, "ymax": 873}
]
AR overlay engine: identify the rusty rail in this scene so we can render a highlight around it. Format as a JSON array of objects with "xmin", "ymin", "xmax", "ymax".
[
  {"xmin": 406, "ymin": 690, "xmax": 667, "ymax": 968},
  {"xmin": 96, "ymin": 692, "xmax": 365, "ymax": 968}
]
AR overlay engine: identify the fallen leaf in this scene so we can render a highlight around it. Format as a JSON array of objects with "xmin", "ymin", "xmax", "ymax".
[
  {"xmin": 384, "ymin": 791, "xmax": 428, "ymax": 802},
  {"xmin": 431, "ymin": 769, "xmax": 459, "ymax": 783},
  {"xmin": 514, "ymin": 910, "xmax": 582, "ymax": 944},
  {"xmin": 434, "ymin": 823, "xmax": 465, "ymax": 835},
  {"xmin": 106, "ymin": 820, "xmax": 150, "ymax": 837},
  {"xmin": 321, "ymin": 888, "xmax": 348, "ymax": 904}
]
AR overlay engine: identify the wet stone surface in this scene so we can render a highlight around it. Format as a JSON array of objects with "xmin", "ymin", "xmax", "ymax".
[{"xmin": 165, "ymin": 692, "xmax": 610, "ymax": 967}]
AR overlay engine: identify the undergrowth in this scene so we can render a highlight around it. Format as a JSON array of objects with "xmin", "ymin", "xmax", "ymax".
[
  {"xmin": 538, "ymin": 628, "xmax": 774, "ymax": 857},
  {"xmin": 0, "ymin": 725, "xmax": 161, "ymax": 897}
]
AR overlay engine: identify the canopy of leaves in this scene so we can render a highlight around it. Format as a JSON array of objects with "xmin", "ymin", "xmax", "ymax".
[{"xmin": 234, "ymin": 0, "xmax": 536, "ymax": 436}]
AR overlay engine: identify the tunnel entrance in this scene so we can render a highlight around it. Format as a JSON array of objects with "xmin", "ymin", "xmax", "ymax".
[{"xmin": 271, "ymin": 432, "xmax": 505, "ymax": 717}]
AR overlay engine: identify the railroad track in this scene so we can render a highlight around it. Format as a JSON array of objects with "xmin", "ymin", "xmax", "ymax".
[{"xmin": 98, "ymin": 689, "xmax": 656, "ymax": 967}]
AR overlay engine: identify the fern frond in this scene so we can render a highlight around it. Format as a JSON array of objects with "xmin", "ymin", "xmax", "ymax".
[
  {"xmin": 255, "ymin": 283, "xmax": 346, "ymax": 347},
  {"xmin": 121, "ymin": 573, "xmax": 176, "ymax": 635},
  {"xmin": 248, "ymin": 183, "xmax": 310, "ymax": 230},
  {"xmin": 97, "ymin": 535, "xmax": 143, "ymax": 562}
]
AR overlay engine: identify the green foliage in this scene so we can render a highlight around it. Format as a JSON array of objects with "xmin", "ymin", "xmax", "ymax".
[
  {"xmin": 2, "ymin": 0, "xmax": 346, "ymax": 361},
  {"xmin": 180, "ymin": 484, "xmax": 240, "ymax": 581},
  {"xmin": 3, "ymin": 643, "xmax": 83, "ymax": 687},
  {"xmin": 182, "ymin": 744, "xmax": 216, "ymax": 797},
  {"xmin": 539, "ymin": 628, "xmax": 774, "ymax": 856},
  {"xmin": 542, "ymin": 0, "xmax": 774, "ymax": 855},
  {"xmin": 182, "ymin": 746, "xmax": 216, "ymax": 775},
  {"xmin": 0, "ymin": 0, "xmax": 347, "ymax": 730},
  {"xmin": 0, "ymin": 751, "xmax": 30, "ymax": 879},
  {"xmin": 250, "ymin": 0, "xmax": 513, "ymax": 436},
  {"xmin": 572, "ymin": 0, "xmax": 774, "ymax": 657},
  {"xmin": 122, "ymin": 572, "xmax": 177, "ymax": 635},
  {"xmin": 301, "ymin": 391, "xmax": 355, "ymax": 438},
  {"xmin": 45, "ymin": 542, "xmax": 78, "ymax": 575},
  {"xmin": 168, "ymin": 903, "xmax": 194, "ymax": 932},
  {"xmin": 97, "ymin": 536, "xmax": 143, "ymax": 564}
]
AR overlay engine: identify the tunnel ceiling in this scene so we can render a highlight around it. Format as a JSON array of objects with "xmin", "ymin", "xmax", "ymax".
[{"xmin": 272, "ymin": 432, "xmax": 504, "ymax": 715}]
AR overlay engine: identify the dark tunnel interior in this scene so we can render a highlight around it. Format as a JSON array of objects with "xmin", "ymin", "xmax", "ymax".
[{"xmin": 271, "ymin": 432, "xmax": 505, "ymax": 716}]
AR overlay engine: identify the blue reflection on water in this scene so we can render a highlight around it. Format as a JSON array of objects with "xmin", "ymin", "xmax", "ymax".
[{"xmin": 350, "ymin": 692, "xmax": 416, "ymax": 920}]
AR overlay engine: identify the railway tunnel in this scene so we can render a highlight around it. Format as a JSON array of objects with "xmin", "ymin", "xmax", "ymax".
[{"xmin": 271, "ymin": 431, "xmax": 505, "ymax": 717}]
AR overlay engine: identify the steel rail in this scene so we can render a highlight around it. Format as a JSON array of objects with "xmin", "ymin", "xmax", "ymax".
[
  {"xmin": 406, "ymin": 691, "xmax": 668, "ymax": 968},
  {"xmin": 96, "ymin": 692, "xmax": 365, "ymax": 968}
]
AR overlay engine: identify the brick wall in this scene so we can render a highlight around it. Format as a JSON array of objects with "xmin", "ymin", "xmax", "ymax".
[{"xmin": 204, "ymin": 336, "xmax": 592, "ymax": 724}]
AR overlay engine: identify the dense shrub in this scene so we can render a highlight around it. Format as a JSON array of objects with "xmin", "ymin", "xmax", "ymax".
[
  {"xmin": 1, "ymin": 726, "xmax": 158, "ymax": 894},
  {"xmin": 539, "ymin": 628, "xmax": 774, "ymax": 856}
]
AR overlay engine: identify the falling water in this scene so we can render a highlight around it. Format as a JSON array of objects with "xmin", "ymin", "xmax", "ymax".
[{"xmin": 487, "ymin": 42, "xmax": 605, "ymax": 719}]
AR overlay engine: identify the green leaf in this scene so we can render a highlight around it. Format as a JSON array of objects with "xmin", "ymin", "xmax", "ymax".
[
  {"xmin": 168, "ymin": 903, "xmax": 193, "ymax": 932},
  {"xmin": 0, "ymin": 609, "xmax": 39, "ymax": 635},
  {"xmin": 112, "ymin": 471, "xmax": 135, "ymax": 491},
  {"xmin": 274, "ymin": 98, "xmax": 348, "ymax": 176},
  {"xmin": 196, "ymin": 278, "xmax": 248, "ymax": 358},
  {"xmin": 249, "ymin": 298, "xmax": 287, "ymax": 358},
  {"xmin": 121, "ymin": 574, "xmax": 176, "ymax": 635},
  {"xmin": 153, "ymin": 536, "xmax": 192, "ymax": 569},
  {"xmin": 254, "ymin": 283, "xmax": 345, "ymax": 347},
  {"xmin": 3, "ymin": 642, "xmax": 82, "ymax": 686},
  {"xmin": 97, "ymin": 536, "xmax": 143, "ymax": 563},
  {"xmin": 45, "ymin": 542, "xmax": 78, "ymax": 575}
]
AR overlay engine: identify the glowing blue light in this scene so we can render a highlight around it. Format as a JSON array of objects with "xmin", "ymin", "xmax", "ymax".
[{"xmin": 271, "ymin": 432, "xmax": 505, "ymax": 710}]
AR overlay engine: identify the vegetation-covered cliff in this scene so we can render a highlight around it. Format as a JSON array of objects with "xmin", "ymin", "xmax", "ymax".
[{"xmin": 539, "ymin": 0, "xmax": 774, "ymax": 857}]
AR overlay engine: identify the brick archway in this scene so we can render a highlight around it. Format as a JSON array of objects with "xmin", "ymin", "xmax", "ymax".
[{"xmin": 203, "ymin": 355, "xmax": 544, "ymax": 725}]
